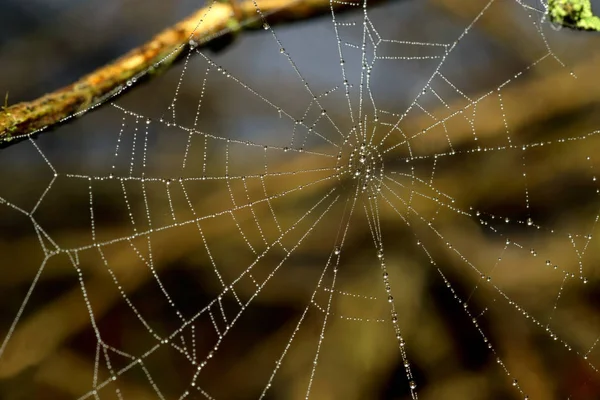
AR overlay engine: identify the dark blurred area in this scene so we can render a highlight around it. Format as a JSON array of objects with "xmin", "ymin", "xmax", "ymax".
[{"xmin": 2, "ymin": 0, "xmax": 600, "ymax": 399}]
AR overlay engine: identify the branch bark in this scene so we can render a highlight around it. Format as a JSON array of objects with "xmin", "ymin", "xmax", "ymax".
[{"xmin": 0, "ymin": 0, "xmax": 388, "ymax": 145}]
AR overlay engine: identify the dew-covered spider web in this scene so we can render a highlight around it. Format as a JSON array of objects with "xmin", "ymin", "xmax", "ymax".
[{"xmin": 2, "ymin": 0, "xmax": 600, "ymax": 398}]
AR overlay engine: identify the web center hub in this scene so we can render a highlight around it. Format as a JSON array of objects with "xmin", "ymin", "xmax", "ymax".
[{"xmin": 337, "ymin": 141, "xmax": 384, "ymax": 193}]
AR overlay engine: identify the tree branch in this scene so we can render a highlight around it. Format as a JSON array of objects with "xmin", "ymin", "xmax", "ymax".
[{"xmin": 0, "ymin": 0, "xmax": 388, "ymax": 146}]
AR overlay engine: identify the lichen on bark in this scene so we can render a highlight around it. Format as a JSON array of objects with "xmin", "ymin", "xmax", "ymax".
[{"xmin": 548, "ymin": 0, "xmax": 600, "ymax": 31}]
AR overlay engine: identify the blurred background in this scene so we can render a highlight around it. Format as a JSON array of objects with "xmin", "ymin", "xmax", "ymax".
[{"xmin": 2, "ymin": 0, "xmax": 600, "ymax": 399}]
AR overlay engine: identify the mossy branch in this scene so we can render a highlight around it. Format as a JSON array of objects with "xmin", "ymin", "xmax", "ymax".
[
  {"xmin": 548, "ymin": 0, "xmax": 600, "ymax": 31},
  {"xmin": 0, "ymin": 0, "xmax": 388, "ymax": 146}
]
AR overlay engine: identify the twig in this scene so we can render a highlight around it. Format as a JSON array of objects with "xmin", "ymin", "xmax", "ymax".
[{"xmin": 0, "ymin": 0, "xmax": 389, "ymax": 145}]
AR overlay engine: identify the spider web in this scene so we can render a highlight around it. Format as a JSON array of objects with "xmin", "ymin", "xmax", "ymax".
[{"xmin": 1, "ymin": 0, "xmax": 600, "ymax": 398}]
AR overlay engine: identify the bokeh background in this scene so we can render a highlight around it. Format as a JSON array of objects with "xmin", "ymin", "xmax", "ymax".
[{"xmin": 2, "ymin": 0, "xmax": 600, "ymax": 399}]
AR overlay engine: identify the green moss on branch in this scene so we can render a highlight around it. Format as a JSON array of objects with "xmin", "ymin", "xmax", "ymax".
[{"xmin": 548, "ymin": 0, "xmax": 600, "ymax": 31}]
